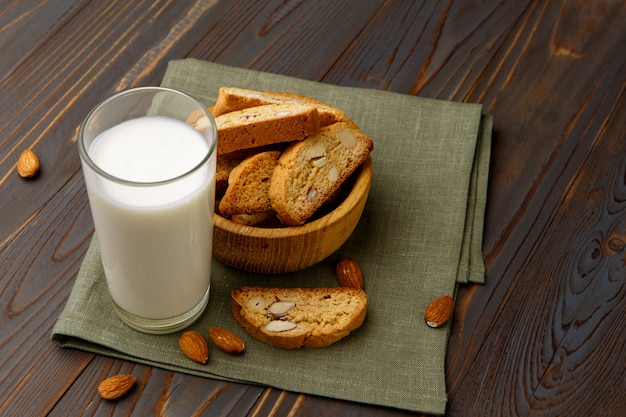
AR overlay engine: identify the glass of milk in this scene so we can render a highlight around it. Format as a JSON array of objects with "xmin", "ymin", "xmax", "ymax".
[{"xmin": 78, "ymin": 87, "xmax": 217, "ymax": 334}]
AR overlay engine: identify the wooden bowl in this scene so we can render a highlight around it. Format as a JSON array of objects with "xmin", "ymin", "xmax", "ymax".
[{"xmin": 212, "ymin": 157, "xmax": 372, "ymax": 274}]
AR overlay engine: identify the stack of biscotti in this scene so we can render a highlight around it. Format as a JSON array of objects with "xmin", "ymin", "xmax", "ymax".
[
  {"xmin": 212, "ymin": 87, "xmax": 348, "ymax": 127},
  {"xmin": 231, "ymin": 286, "xmax": 367, "ymax": 349},
  {"xmin": 213, "ymin": 87, "xmax": 373, "ymax": 226}
]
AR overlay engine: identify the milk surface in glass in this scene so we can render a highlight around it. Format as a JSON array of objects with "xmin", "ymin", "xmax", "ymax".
[{"xmin": 85, "ymin": 116, "xmax": 214, "ymax": 319}]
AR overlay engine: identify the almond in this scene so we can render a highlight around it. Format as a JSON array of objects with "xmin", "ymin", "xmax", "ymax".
[
  {"xmin": 306, "ymin": 142, "xmax": 326, "ymax": 160},
  {"xmin": 265, "ymin": 320, "xmax": 297, "ymax": 332},
  {"xmin": 209, "ymin": 327, "xmax": 245, "ymax": 354},
  {"xmin": 336, "ymin": 258, "xmax": 363, "ymax": 289},
  {"xmin": 306, "ymin": 187, "xmax": 318, "ymax": 201},
  {"xmin": 337, "ymin": 128, "xmax": 357, "ymax": 148},
  {"xmin": 327, "ymin": 166, "xmax": 339, "ymax": 182},
  {"xmin": 17, "ymin": 149, "xmax": 40, "ymax": 178},
  {"xmin": 268, "ymin": 300, "xmax": 296, "ymax": 317},
  {"xmin": 97, "ymin": 374, "xmax": 136, "ymax": 400},
  {"xmin": 179, "ymin": 330, "xmax": 209, "ymax": 363},
  {"xmin": 247, "ymin": 296, "xmax": 266, "ymax": 312},
  {"xmin": 424, "ymin": 295, "xmax": 454, "ymax": 328}
]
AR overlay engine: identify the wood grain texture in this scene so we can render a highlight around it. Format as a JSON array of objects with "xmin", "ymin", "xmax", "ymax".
[
  {"xmin": 189, "ymin": 0, "xmax": 386, "ymax": 79},
  {"xmin": 450, "ymin": 94, "xmax": 626, "ymax": 416},
  {"xmin": 1, "ymin": 0, "xmax": 625, "ymax": 415},
  {"xmin": 0, "ymin": 173, "xmax": 94, "ymax": 415},
  {"xmin": 445, "ymin": 3, "xmax": 626, "ymax": 414},
  {"xmin": 48, "ymin": 356, "xmax": 266, "ymax": 416},
  {"xmin": 0, "ymin": 0, "xmax": 90, "ymax": 82}
]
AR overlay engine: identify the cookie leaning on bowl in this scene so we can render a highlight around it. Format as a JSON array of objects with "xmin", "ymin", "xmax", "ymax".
[
  {"xmin": 219, "ymin": 150, "xmax": 282, "ymax": 217},
  {"xmin": 215, "ymin": 144, "xmax": 287, "ymax": 198},
  {"xmin": 231, "ymin": 286, "xmax": 368, "ymax": 349},
  {"xmin": 269, "ymin": 122, "xmax": 374, "ymax": 226}
]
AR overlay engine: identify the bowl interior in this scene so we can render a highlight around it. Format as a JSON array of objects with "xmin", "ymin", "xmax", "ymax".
[{"xmin": 213, "ymin": 157, "xmax": 372, "ymax": 273}]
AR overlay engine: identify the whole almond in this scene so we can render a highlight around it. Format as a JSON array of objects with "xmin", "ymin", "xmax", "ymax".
[
  {"xmin": 424, "ymin": 295, "xmax": 454, "ymax": 328},
  {"xmin": 97, "ymin": 374, "xmax": 136, "ymax": 400},
  {"xmin": 179, "ymin": 330, "xmax": 209, "ymax": 363},
  {"xmin": 17, "ymin": 149, "xmax": 40, "ymax": 178},
  {"xmin": 209, "ymin": 327, "xmax": 245, "ymax": 354},
  {"xmin": 336, "ymin": 258, "xmax": 363, "ymax": 289}
]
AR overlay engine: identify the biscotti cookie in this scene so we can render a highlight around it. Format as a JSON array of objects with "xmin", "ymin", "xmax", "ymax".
[
  {"xmin": 219, "ymin": 151, "xmax": 282, "ymax": 216},
  {"xmin": 230, "ymin": 211, "xmax": 281, "ymax": 227},
  {"xmin": 215, "ymin": 103, "xmax": 320, "ymax": 155},
  {"xmin": 212, "ymin": 87, "xmax": 348, "ymax": 127},
  {"xmin": 268, "ymin": 122, "xmax": 374, "ymax": 226},
  {"xmin": 216, "ymin": 143, "xmax": 290, "ymax": 199},
  {"xmin": 231, "ymin": 286, "xmax": 367, "ymax": 349},
  {"xmin": 216, "ymin": 150, "xmax": 251, "ymax": 198}
]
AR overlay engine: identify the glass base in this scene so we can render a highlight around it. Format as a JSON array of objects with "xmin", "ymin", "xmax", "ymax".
[{"xmin": 111, "ymin": 286, "xmax": 210, "ymax": 334}]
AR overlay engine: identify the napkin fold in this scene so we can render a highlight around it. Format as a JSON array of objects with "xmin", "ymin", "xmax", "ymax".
[{"xmin": 52, "ymin": 59, "xmax": 492, "ymax": 415}]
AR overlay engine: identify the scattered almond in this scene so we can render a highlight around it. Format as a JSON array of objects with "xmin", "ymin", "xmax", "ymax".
[
  {"xmin": 336, "ymin": 258, "xmax": 363, "ymax": 289},
  {"xmin": 209, "ymin": 327, "xmax": 245, "ymax": 354},
  {"xmin": 17, "ymin": 149, "xmax": 40, "ymax": 178},
  {"xmin": 179, "ymin": 330, "xmax": 209, "ymax": 363},
  {"xmin": 97, "ymin": 374, "xmax": 136, "ymax": 400},
  {"xmin": 424, "ymin": 295, "xmax": 454, "ymax": 328}
]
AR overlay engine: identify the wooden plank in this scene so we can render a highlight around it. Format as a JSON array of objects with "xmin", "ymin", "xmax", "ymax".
[
  {"xmin": 0, "ymin": 0, "xmax": 90, "ymax": 82},
  {"xmin": 445, "ymin": 1, "xmax": 626, "ymax": 410},
  {"xmin": 48, "ymin": 356, "xmax": 266, "ymax": 416},
  {"xmin": 189, "ymin": 0, "xmax": 386, "ymax": 79},
  {"xmin": 475, "ymin": 0, "xmax": 625, "ymax": 261},
  {"xmin": 321, "ymin": 0, "xmax": 538, "ymax": 97},
  {"xmin": 0, "ymin": 173, "xmax": 95, "ymax": 415},
  {"xmin": 449, "ymin": 94, "xmax": 626, "ymax": 416}
]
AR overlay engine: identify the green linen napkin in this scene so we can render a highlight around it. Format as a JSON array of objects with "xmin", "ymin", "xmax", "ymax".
[{"xmin": 52, "ymin": 59, "xmax": 492, "ymax": 415}]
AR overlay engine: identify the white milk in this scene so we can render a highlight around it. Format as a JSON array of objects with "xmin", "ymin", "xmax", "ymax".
[{"xmin": 85, "ymin": 116, "xmax": 215, "ymax": 319}]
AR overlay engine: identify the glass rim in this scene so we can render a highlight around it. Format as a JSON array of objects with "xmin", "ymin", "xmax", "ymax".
[{"xmin": 78, "ymin": 86, "xmax": 217, "ymax": 187}]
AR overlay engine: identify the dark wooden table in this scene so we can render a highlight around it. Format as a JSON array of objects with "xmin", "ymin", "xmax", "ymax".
[{"xmin": 1, "ymin": 1, "xmax": 625, "ymax": 416}]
